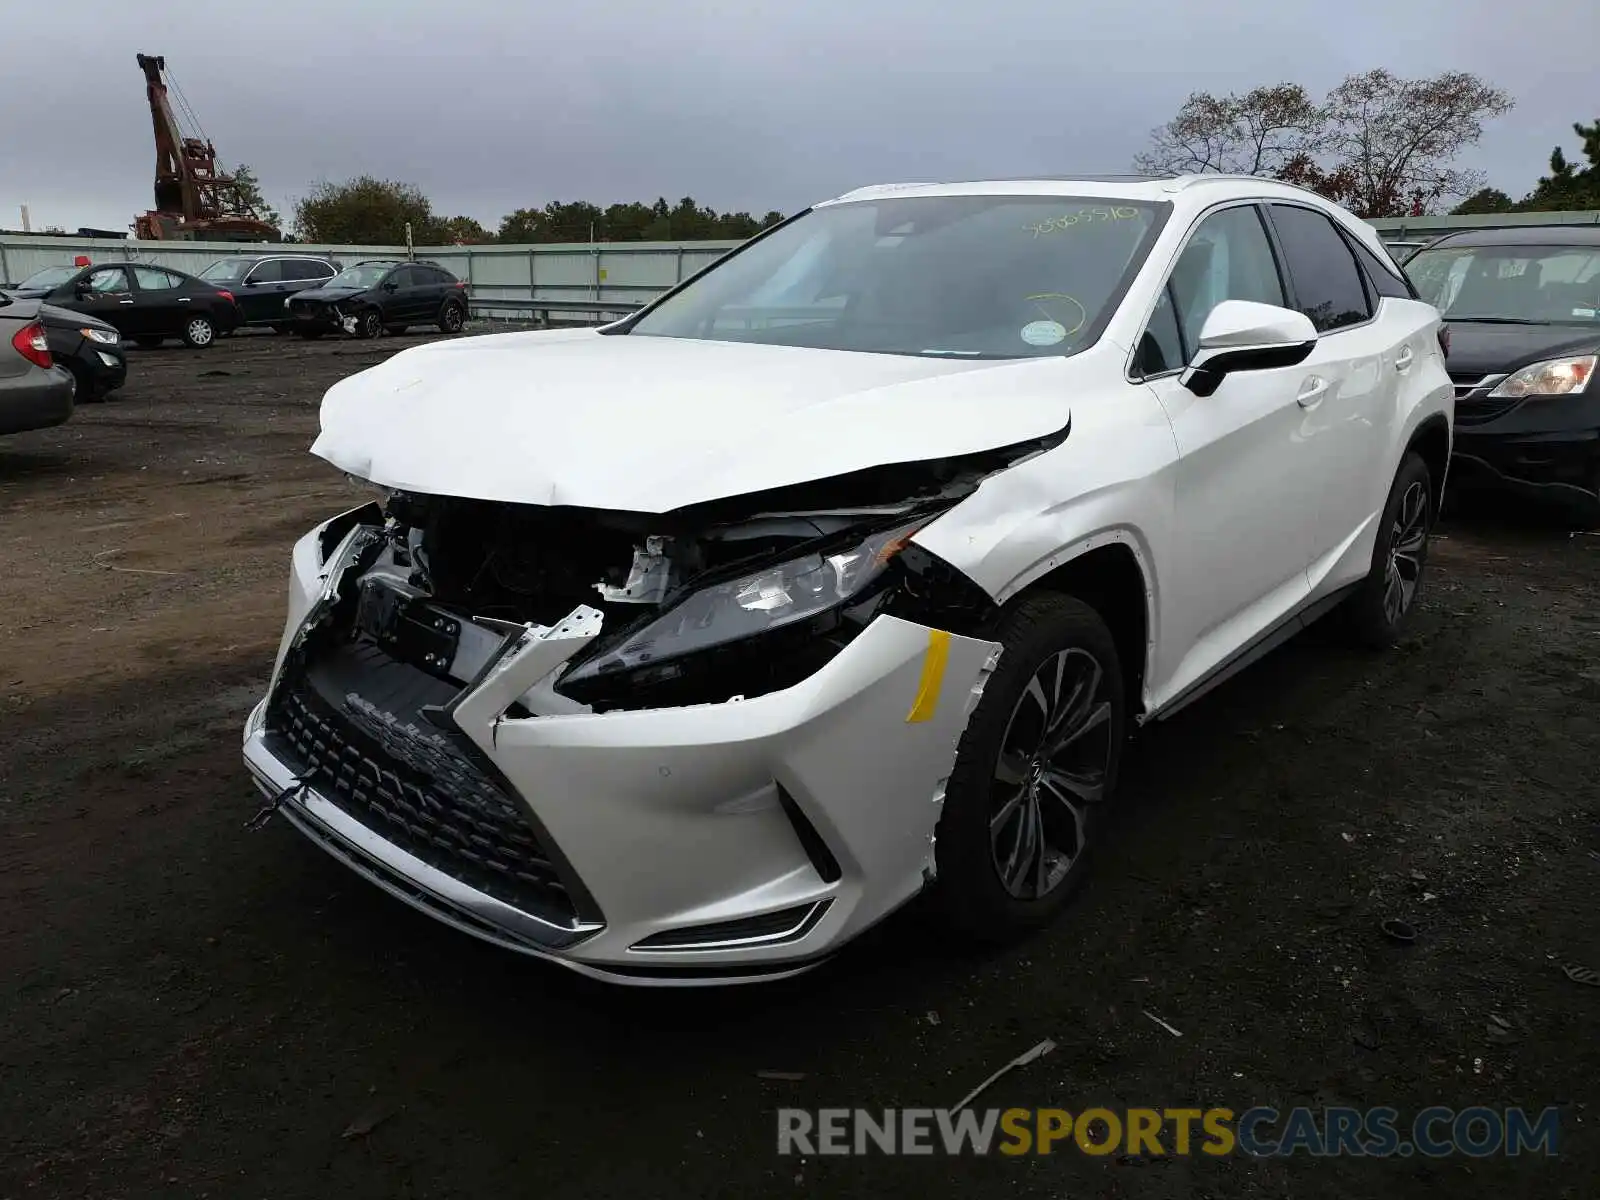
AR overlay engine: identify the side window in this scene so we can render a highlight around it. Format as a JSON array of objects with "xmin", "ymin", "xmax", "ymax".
[
  {"xmin": 1135, "ymin": 284, "xmax": 1185, "ymax": 376},
  {"xmin": 248, "ymin": 259, "xmax": 285, "ymax": 283},
  {"xmin": 133, "ymin": 267, "xmax": 181, "ymax": 290},
  {"xmin": 1165, "ymin": 205, "xmax": 1285, "ymax": 353},
  {"xmin": 302, "ymin": 260, "xmax": 336, "ymax": 281},
  {"xmin": 87, "ymin": 267, "xmax": 132, "ymax": 293},
  {"xmin": 1268, "ymin": 204, "xmax": 1372, "ymax": 332},
  {"xmin": 1346, "ymin": 235, "xmax": 1414, "ymax": 301},
  {"xmin": 386, "ymin": 268, "xmax": 414, "ymax": 289}
]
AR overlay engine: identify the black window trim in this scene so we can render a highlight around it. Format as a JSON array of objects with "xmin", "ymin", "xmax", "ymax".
[
  {"xmin": 1126, "ymin": 198, "xmax": 1291, "ymax": 383},
  {"xmin": 1260, "ymin": 201, "xmax": 1381, "ymax": 337}
]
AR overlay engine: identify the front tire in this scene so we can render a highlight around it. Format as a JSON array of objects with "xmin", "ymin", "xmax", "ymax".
[
  {"xmin": 358, "ymin": 309, "xmax": 383, "ymax": 339},
  {"xmin": 934, "ymin": 593, "xmax": 1126, "ymax": 943},
  {"xmin": 1342, "ymin": 451, "xmax": 1433, "ymax": 648},
  {"xmin": 182, "ymin": 315, "xmax": 216, "ymax": 348},
  {"xmin": 62, "ymin": 359, "xmax": 103, "ymax": 403}
]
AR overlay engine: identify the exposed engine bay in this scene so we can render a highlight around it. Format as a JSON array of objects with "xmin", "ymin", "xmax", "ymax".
[{"xmin": 304, "ymin": 439, "xmax": 1055, "ymax": 716}]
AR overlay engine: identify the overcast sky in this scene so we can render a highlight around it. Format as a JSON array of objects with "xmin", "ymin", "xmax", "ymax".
[{"xmin": 5, "ymin": 0, "xmax": 1593, "ymax": 234}]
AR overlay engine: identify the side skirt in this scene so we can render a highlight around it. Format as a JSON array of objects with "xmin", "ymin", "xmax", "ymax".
[{"xmin": 1145, "ymin": 581, "xmax": 1360, "ymax": 724}]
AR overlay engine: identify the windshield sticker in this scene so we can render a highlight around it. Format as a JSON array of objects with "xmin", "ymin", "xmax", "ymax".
[
  {"xmin": 1574, "ymin": 307, "xmax": 1597, "ymax": 318},
  {"xmin": 1024, "ymin": 293, "xmax": 1087, "ymax": 337},
  {"xmin": 1025, "ymin": 207, "xmax": 1142, "ymax": 237},
  {"xmin": 1021, "ymin": 320, "xmax": 1067, "ymax": 347}
]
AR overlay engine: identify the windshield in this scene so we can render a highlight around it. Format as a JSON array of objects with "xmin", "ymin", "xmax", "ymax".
[
  {"xmin": 17, "ymin": 265, "xmax": 76, "ymax": 290},
  {"xmin": 200, "ymin": 258, "xmax": 252, "ymax": 282},
  {"xmin": 626, "ymin": 195, "xmax": 1168, "ymax": 358},
  {"xmin": 1405, "ymin": 244, "xmax": 1600, "ymax": 324},
  {"xmin": 327, "ymin": 263, "xmax": 397, "ymax": 289}
]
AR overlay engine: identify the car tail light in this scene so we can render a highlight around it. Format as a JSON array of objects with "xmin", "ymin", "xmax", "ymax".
[
  {"xmin": 1437, "ymin": 325, "xmax": 1450, "ymax": 357},
  {"xmin": 216, "ymin": 289, "xmax": 236, "ymax": 304},
  {"xmin": 454, "ymin": 280, "xmax": 469, "ymax": 291},
  {"xmin": 10, "ymin": 320, "xmax": 51, "ymax": 369}
]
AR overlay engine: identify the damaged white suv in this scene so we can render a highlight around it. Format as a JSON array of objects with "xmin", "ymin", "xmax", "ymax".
[{"xmin": 243, "ymin": 175, "xmax": 1453, "ymax": 983}]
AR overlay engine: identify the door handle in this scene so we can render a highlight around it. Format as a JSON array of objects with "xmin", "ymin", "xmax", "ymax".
[
  {"xmin": 1296, "ymin": 376, "xmax": 1329, "ymax": 409},
  {"xmin": 177, "ymin": 297, "xmax": 191, "ymax": 303},
  {"xmin": 1395, "ymin": 346, "xmax": 1414, "ymax": 372},
  {"xmin": 118, "ymin": 298, "xmax": 134, "ymax": 305}
]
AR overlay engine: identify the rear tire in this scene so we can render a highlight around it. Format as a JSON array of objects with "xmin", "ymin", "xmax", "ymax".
[
  {"xmin": 1341, "ymin": 451, "xmax": 1433, "ymax": 648},
  {"xmin": 438, "ymin": 300, "xmax": 465, "ymax": 334},
  {"xmin": 182, "ymin": 315, "xmax": 216, "ymax": 348},
  {"xmin": 934, "ymin": 593, "xmax": 1126, "ymax": 944}
]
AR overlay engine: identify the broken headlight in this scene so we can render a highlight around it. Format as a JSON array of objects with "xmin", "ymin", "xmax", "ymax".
[{"xmin": 558, "ymin": 518, "xmax": 926, "ymax": 701}]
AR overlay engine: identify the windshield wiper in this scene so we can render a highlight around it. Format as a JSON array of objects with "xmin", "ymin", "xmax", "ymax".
[{"xmin": 1444, "ymin": 316, "xmax": 1549, "ymax": 325}]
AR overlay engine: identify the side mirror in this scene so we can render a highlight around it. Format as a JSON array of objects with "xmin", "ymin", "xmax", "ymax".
[
  {"xmin": 1181, "ymin": 300, "xmax": 1318, "ymax": 397},
  {"xmin": 75, "ymin": 281, "xmax": 93, "ymax": 298},
  {"xmin": 382, "ymin": 281, "xmax": 398, "ymax": 292},
  {"xmin": 243, "ymin": 276, "xmax": 261, "ymax": 286}
]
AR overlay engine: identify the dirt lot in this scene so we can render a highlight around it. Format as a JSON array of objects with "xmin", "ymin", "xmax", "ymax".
[{"xmin": 1, "ymin": 329, "xmax": 1596, "ymax": 1199}]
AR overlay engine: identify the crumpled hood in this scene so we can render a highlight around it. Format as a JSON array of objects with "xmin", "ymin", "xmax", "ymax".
[{"xmin": 312, "ymin": 328, "xmax": 1081, "ymax": 512}]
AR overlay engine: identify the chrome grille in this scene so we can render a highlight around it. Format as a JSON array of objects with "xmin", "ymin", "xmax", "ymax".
[{"xmin": 266, "ymin": 670, "xmax": 577, "ymax": 924}]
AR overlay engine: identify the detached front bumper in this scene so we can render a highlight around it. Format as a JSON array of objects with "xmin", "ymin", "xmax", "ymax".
[{"xmin": 243, "ymin": 518, "xmax": 999, "ymax": 985}]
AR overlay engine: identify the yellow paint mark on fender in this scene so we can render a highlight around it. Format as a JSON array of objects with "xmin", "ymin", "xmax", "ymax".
[{"xmin": 906, "ymin": 629, "xmax": 952, "ymax": 723}]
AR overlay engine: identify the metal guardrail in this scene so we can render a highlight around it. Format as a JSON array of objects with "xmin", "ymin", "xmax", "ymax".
[{"xmin": 469, "ymin": 297, "xmax": 644, "ymax": 327}]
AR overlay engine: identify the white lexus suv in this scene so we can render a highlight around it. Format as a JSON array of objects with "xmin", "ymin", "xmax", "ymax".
[{"xmin": 242, "ymin": 174, "xmax": 1453, "ymax": 984}]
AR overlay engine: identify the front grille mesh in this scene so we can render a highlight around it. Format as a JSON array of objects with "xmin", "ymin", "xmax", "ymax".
[{"xmin": 267, "ymin": 671, "xmax": 576, "ymax": 922}]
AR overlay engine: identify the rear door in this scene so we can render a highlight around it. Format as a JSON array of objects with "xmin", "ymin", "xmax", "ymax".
[
  {"xmin": 395, "ymin": 267, "xmax": 434, "ymax": 322},
  {"xmin": 130, "ymin": 266, "xmax": 196, "ymax": 336},
  {"xmin": 1261, "ymin": 203, "xmax": 1393, "ymax": 593}
]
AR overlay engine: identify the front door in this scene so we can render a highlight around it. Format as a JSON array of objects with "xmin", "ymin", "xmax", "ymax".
[
  {"xmin": 239, "ymin": 259, "xmax": 291, "ymax": 323},
  {"xmin": 63, "ymin": 266, "xmax": 137, "ymax": 333},
  {"xmin": 1133, "ymin": 202, "xmax": 1320, "ymax": 706}
]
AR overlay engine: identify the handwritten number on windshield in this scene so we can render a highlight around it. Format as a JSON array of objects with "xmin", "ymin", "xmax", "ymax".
[{"xmin": 1025, "ymin": 207, "xmax": 1141, "ymax": 237}]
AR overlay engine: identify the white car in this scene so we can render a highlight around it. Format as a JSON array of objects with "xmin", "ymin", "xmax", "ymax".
[{"xmin": 243, "ymin": 174, "xmax": 1453, "ymax": 984}]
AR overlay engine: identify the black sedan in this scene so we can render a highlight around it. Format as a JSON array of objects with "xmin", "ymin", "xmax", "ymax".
[
  {"xmin": 1405, "ymin": 225, "xmax": 1600, "ymax": 523},
  {"xmin": 284, "ymin": 259, "xmax": 469, "ymax": 339},
  {"xmin": 8, "ymin": 261, "xmax": 243, "ymax": 348},
  {"xmin": 38, "ymin": 304, "xmax": 127, "ymax": 402}
]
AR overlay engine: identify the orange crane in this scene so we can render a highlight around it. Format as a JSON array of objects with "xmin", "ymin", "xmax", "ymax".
[{"xmin": 133, "ymin": 53, "xmax": 280, "ymax": 241}]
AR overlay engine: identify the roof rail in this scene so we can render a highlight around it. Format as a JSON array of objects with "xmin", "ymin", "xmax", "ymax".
[{"xmin": 1164, "ymin": 172, "xmax": 1328, "ymax": 200}]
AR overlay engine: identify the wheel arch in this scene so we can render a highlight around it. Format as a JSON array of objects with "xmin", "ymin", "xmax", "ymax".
[
  {"xmin": 1006, "ymin": 534, "xmax": 1154, "ymax": 718},
  {"xmin": 1405, "ymin": 413, "xmax": 1451, "ymax": 516}
]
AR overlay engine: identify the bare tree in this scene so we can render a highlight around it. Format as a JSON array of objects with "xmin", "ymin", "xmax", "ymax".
[
  {"xmin": 1134, "ymin": 70, "xmax": 1514, "ymax": 217},
  {"xmin": 1133, "ymin": 84, "xmax": 1324, "ymax": 177},
  {"xmin": 1313, "ymin": 69, "xmax": 1514, "ymax": 217}
]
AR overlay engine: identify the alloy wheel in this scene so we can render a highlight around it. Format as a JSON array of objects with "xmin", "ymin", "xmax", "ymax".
[
  {"xmin": 989, "ymin": 647, "xmax": 1114, "ymax": 900},
  {"xmin": 187, "ymin": 318, "xmax": 214, "ymax": 346},
  {"xmin": 362, "ymin": 312, "xmax": 382, "ymax": 339},
  {"xmin": 1383, "ymin": 481, "xmax": 1428, "ymax": 625},
  {"xmin": 443, "ymin": 304, "xmax": 463, "ymax": 332}
]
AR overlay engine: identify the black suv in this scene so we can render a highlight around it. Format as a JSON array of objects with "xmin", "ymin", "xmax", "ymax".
[
  {"xmin": 284, "ymin": 259, "xmax": 469, "ymax": 339},
  {"xmin": 199, "ymin": 254, "xmax": 340, "ymax": 330},
  {"xmin": 1404, "ymin": 226, "xmax": 1600, "ymax": 522}
]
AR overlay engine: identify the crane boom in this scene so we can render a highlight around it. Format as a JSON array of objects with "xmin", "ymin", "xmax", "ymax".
[{"xmin": 133, "ymin": 52, "xmax": 279, "ymax": 241}]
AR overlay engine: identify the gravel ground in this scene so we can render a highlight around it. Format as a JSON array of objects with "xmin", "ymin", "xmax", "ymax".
[{"xmin": 1, "ymin": 328, "xmax": 1596, "ymax": 1199}]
